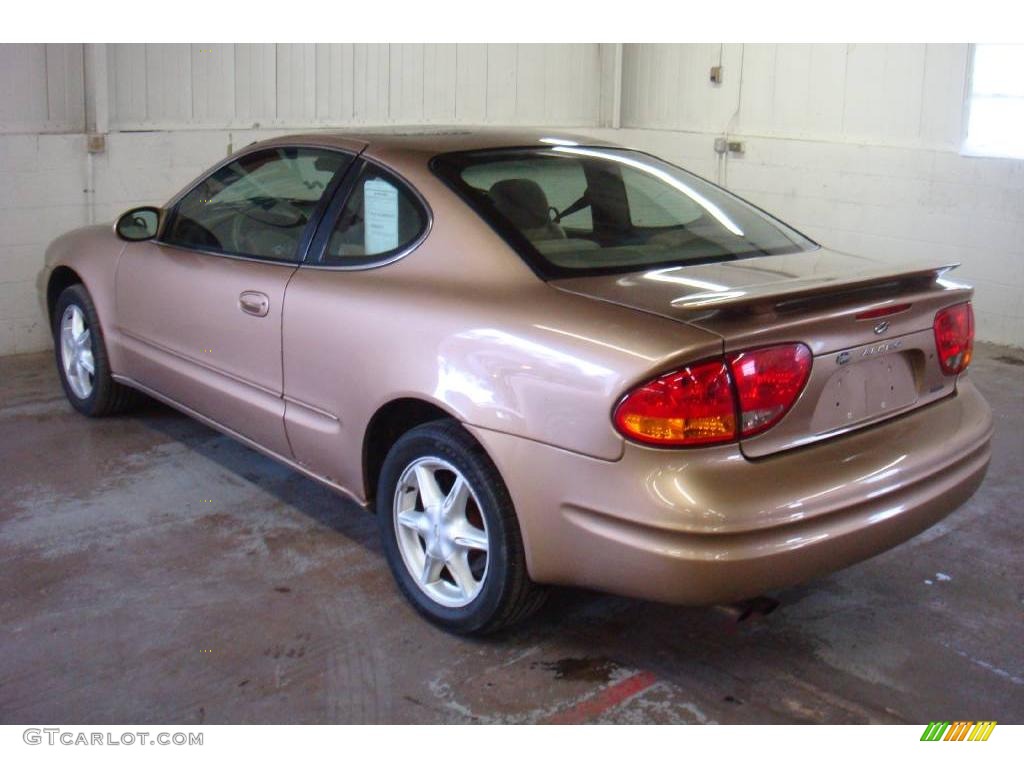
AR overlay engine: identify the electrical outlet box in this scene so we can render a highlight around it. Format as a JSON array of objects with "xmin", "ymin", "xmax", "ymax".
[
  {"xmin": 727, "ymin": 140, "xmax": 745, "ymax": 155},
  {"xmin": 713, "ymin": 136, "xmax": 728, "ymax": 154},
  {"xmin": 86, "ymin": 134, "xmax": 106, "ymax": 154},
  {"xmin": 710, "ymin": 65, "xmax": 723, "ymax": 85}
]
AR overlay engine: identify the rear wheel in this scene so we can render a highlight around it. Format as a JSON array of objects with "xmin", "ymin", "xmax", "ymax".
[
  {"xmin": 377, "ymin": 420, "xmax": 546, "ymax": 634},
  {"xmin": 53, "ymin": 284, "xmax": 139, "ymax": 417}
]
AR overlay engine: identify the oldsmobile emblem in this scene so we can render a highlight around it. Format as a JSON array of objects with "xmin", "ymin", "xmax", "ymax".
[{"xmin": 873, "ymin": 320, "xmax": 890, "ymax": 335}]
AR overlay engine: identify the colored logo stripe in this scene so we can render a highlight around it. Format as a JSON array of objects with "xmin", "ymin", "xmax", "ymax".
[
  {"xmin": 969, "ymin": 721, "xmax": 997, "ymax": 741},
  {"xmin": 920, "ymin": 721, "xmax": 996, "ymax": 741},
  {"xmin": 921, "ymin": 722, "xmax": 950, "ymax": 741},
  {"xmin": 944, "ymin": 721, "xmax": 973, "ymax": 741}
]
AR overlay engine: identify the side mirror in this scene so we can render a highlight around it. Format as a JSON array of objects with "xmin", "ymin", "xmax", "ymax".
[{"xmin": 115, "ymin": 206, "xmax": 161, "ymax": 241}]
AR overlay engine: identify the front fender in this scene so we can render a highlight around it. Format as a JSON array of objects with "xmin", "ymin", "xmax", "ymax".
[{"xmin": 41, "ymin": 224, "xmax": 126, "ymax": 365}]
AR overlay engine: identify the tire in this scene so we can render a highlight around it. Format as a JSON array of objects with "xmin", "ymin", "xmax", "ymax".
[
  {"xmin": 377, "ymin": 420, "xmax": 547, "ymax": 635},
  {"xmin": 53, "ymin": 283, "xmax": 140, "ymax": 417}
]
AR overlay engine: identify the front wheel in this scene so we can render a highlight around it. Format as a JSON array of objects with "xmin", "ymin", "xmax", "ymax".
[
  {"xmin": 53, "ymin": 284, "xmax": 139, "ymax": 417},
  {"xmin": 377, "ymin": 420, "xmax": 546, "ymax": 634}
]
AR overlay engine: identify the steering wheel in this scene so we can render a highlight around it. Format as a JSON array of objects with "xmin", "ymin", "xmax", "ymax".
[{"xmin": 230, "ymin": 208, "xmax": 253, "ymax": 253}]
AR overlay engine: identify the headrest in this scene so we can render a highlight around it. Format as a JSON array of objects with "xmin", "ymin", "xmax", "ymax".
[{"xmin": 489, "ymin": 179, "xmax": 552, "ymax": 230}]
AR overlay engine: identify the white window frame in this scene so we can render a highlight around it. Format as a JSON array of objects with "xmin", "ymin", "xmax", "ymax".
[{"xmin": 962, "ymin": 43, "xmax": 1024, "ymax": 161}]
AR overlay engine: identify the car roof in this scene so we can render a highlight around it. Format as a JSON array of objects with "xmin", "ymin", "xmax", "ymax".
[
  {"xmin": 165, "ymin": 127, "xmax": 625, "ymax": 212},
  {"xmin": 247, "ymin": 126, "xmax": 622, "ymax": 157}
]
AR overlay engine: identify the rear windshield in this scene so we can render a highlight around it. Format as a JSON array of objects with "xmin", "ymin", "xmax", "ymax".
[{"xmin": 431, "ymin": 146, "xmax": 816, "ymax": 278}]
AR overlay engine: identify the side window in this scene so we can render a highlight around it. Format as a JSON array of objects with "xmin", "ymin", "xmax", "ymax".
[
  {"xmin": 321, "ymin": 164, "xmax": 427, "ymax": 266},
  {"xmin": 164, "ymin": 147, "xmax": 348, "ymax": 262}
]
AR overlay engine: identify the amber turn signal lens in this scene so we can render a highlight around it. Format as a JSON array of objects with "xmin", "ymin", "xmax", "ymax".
[
  {"xmin": 614, "ymin": 343, "xmax": 813, "ymax": 447},
  {"xmin": 613, "ymin": 360, "xmax": 737, "ymax": 446}
]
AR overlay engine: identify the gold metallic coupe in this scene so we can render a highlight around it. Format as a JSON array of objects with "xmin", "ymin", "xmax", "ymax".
[{"xmin": 44, "ymin": 129, "xmax": 992, "ymax": 633}]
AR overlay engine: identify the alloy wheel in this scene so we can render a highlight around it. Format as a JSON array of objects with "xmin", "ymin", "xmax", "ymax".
[
  {"xmin": 392, "ymin": 457, "xmax": 490, "ymax": 608},
  {"xmin": 60, "ymin": 304, "xmax": 95, "ymax": 399}
]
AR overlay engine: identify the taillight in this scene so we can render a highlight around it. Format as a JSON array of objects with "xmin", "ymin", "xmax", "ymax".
[
  {"xmin": 613, "ymin": 343, "xmax": 812, "ymax": 447},
  {"xmin": 613, "ymin": 360, "xmax": 737, "ymax": 446},
  {"xmin": 933, "ymin": 302, "xmax": 974, "ymax": 375},
  {"xmin": 727, "ymin": 344, "xmax": 812, "ymax": 437}
]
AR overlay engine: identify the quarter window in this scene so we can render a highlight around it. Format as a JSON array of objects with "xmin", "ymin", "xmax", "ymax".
[
  {"xmin": 321, "ymin": 164, "xmax": 428, "ymax": 266},
  {"xmin": 164, "ymin": 147, "xmax": 349, "ymax": 262}
]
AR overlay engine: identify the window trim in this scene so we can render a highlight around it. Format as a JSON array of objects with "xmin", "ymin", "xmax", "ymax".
[
  {"xmin": 156, "ymin": 144, "xmax": 357, "ymax": 265},
  {"xmin": 429, "ymin": 147, "xmax": 818, "ymax": 281},
  {"xmin": 960, "ymin": 42, "xmax": 977, "ymax": 155},
  {"xmin": 302, "ymin": 158, "xmax": 433, "ymax": 271}
]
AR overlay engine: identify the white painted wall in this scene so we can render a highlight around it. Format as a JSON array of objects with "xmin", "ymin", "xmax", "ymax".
[
  {"xmin": 106, "ymin": 44, "xmax": 602, "ymax": 129},
  {"xmin": 621, "ymin": 44, "xmax": 971, "ymax": 148},
  {"xmin": 0, "ymin": 44, "xmax": 85, "ymax": 133},
  {"xmin": 0, "ymin": 43, "xmax": 605, "ymax": 355},
  {"xmin": 1, "ymin": 43, "xmax": 1022, "ymax": 355}
]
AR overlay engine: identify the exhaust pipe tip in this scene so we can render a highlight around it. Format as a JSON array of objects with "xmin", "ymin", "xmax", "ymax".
[{"xmin": 716, "ymin": 595, "xmax": 780, "ymax": 623}]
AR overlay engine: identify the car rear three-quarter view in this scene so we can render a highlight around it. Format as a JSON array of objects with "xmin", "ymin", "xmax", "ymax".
[{"xmin": 43, "ymin": 130, "xmax": 993, "ymax": 635}]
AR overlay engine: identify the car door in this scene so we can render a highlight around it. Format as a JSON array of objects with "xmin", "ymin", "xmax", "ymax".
[
  {"xmin": 115, "ymin": 145, "xmax": 356, "ymax": 457},
  {"xmin": 280, "ymin": 159, "xmax": 431, "ymax": 492}
]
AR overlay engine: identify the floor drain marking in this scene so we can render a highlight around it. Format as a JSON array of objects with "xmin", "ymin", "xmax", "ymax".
[{"xmin": 543, "ymin": 670, "xmax": 658, "ymax": 724}]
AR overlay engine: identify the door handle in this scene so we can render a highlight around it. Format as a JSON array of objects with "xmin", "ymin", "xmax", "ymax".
[{"xmin": 239, "ymin": 291, "xmax": 270, "ymax": 317}]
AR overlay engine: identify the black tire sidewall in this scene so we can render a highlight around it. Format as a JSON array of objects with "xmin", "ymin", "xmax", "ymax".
[
  {"xmin": 377, "ymin": 423, "xmax": 517, "ymax": 634},
  {"xmin": 53, "ymin": 284, "xmax": 109, "ymax": 416}
]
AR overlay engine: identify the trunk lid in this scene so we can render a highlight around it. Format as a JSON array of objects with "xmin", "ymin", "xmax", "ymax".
[{"xmin": 551, "ymin": 248, "xmax": 973, "ymax": 457}]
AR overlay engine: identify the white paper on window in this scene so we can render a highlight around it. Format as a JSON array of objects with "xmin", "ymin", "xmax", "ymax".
[{"xmin": 364, "ymin": 178, "xmax": 400, "ymax": 254}]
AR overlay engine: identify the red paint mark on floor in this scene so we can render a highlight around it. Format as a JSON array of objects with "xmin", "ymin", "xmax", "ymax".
[{"xmin": 544, "ymin": 670, "xmax": 658, "ymax": 724}]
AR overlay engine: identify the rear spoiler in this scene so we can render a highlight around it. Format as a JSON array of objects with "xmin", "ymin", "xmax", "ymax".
[{"xmin": 670, "ymin": 262, "xmax": 962, "ymax": 314}]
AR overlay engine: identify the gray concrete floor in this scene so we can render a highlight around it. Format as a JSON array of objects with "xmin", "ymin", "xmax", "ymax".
[{"xmin": 1, "ymin": 343, "xmax": 1022, "ymax": 725}]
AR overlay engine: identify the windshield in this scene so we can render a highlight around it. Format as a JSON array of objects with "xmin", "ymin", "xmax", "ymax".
[{"xmin": 431, "ymin": 146, "xmax": 816, "ymax": 278}]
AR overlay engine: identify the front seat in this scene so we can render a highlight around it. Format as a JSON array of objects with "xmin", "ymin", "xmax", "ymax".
[{"xmin": 489, "ymin": 179, "xmax": 566, "ymax": 242}]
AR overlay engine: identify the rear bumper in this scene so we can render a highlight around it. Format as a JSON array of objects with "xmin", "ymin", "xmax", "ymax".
[{"xmin": 468, "ymin": 378, "xmax": 992, "ymax": 605}]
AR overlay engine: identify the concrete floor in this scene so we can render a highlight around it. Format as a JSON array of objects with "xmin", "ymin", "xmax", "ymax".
[{"xmin": 1, "ymin": 342, "xmax": 1022, "ymax": 725}]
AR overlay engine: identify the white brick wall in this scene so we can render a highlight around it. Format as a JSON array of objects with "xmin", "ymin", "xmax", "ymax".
[
  {"xmin": 0, "ymin": 134, "xmax": 89, "ymax": 353},
  {"xmin": 0, "ymin": 128, "xmax": 305, "ymax": 355}
]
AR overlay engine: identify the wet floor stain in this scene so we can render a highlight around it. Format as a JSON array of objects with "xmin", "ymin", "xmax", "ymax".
[
  {"xmin": 993, "ymin": 355, "xmax": 1024, "ymax": 366},
  {"xmin": 532, "ymin": 656, "xmax": 620, "ymax": 683}
]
